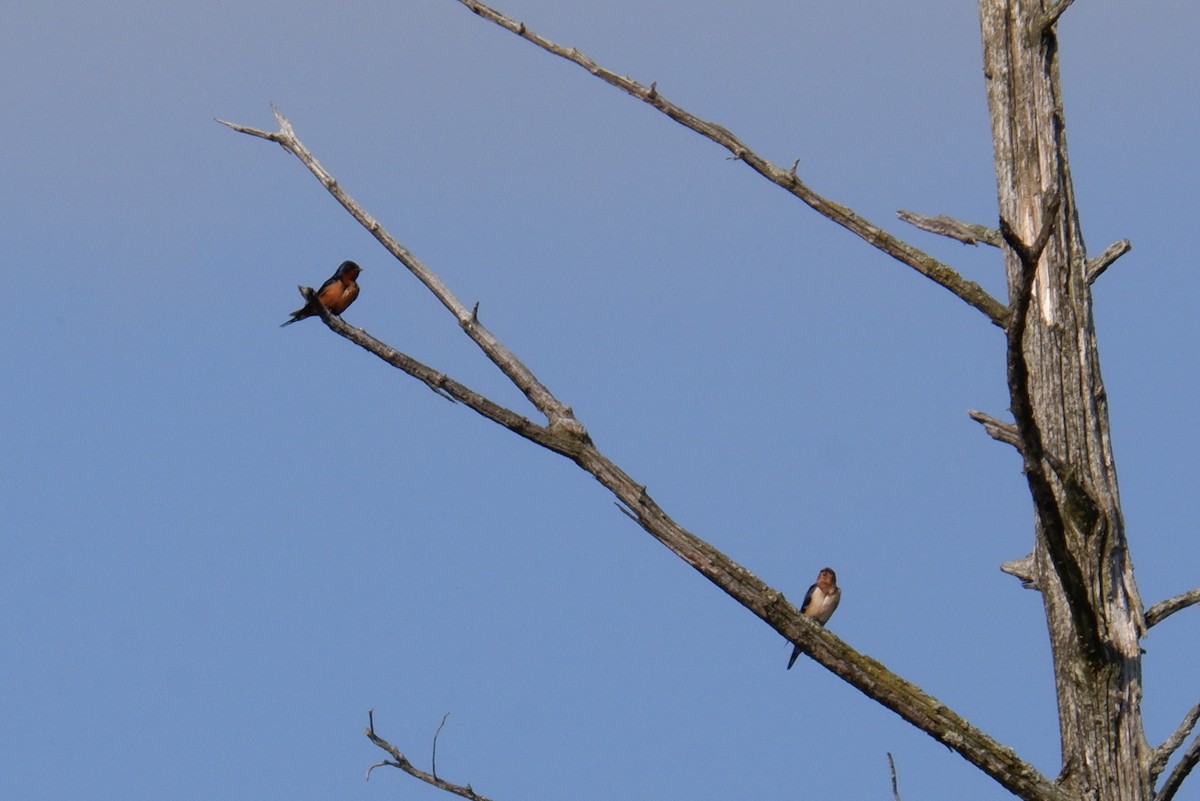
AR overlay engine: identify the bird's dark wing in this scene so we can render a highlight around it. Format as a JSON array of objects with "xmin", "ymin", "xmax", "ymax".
[{"xmin": 799, "ymin": 582, "xmax": 818, "ymax": 615}]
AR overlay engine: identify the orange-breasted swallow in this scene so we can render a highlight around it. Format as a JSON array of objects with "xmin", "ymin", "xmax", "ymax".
[
  {"xmin": 786, "ymin": 567, "xmax": 841, "ymax": 670},
  {"xmin": 280, "ymin": 260, "xmax": 363, "ymax": 327}
]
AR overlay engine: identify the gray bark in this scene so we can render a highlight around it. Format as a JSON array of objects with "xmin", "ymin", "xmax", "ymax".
[{"xmin": 979, "ymin": 2, "xmax": 1149, "ymax": 799}]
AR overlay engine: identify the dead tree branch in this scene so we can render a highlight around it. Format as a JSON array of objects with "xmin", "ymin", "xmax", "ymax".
[
  {"xmin": 1001, "ymin": 554, "xmax": 1040, "ymax": 590},
  {"xmin": 1042, "ymin": 0, "xmax": 1076, "ymax": 33},
  {"xmin": 215, "ymin": 108, "xmax": 586, "ymax": 438},
  {"xmin": 968, "ymin": 409, "xmax": 1095, "ymax": 508},
  {"xmin": 223, "ymin": 109, "xmax": 1066, "ymax": 801},
  {"xmin": 1085, "ymin": 239, "xmax": 1132, "ymax": 284},
  {"xmin": 1156, "ymin": 733, "xmax": 1200, "ymax": 801},
  {"xmin": 311, "ymin": 303, "xmax": 582, "ymax": 456},
  {"xmin": 968, "ymin": 409, "xmax": 1021, "ymax": 450},
  {"xmin": 1152, "ymin": 702, "xmax": 1200, "ymax": 781},
  {"xmin": 452, "ymin": 0, "xmax": 1010, "ymax": 329},
  {"xmin": 366, "ymin": 711, "xmax": 494, "ymax": 801},
  {"xmin": 897, "ymin": 211, "xmax": 1001, "ymax": 247},
  {"xmin": 1146, "ymin": 588, "xmax": 1200, "ymax": 629}
]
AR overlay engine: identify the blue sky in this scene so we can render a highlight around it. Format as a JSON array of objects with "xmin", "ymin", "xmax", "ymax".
[{"xmin": 3, "ymin": 1, "xmax": 1198, "ymax": 799}]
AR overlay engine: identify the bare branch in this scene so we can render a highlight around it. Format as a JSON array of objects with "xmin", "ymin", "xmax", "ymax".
[
  {"xmin": 1156, "ymin": 734, "xmax": 1200, "ymax": 801},
  {"xmin": 1085, "ymin": 238, "xmax": 1132, "ymax": 284},
  {"xmin": 1152, "ymin": 702, "xmax": 1200, "ymax": 780},
  {"xmin": 224, "ymin": 98, "xmax": 1067, "ymax": 801},
  {"xmin": 216, "ymin": 109, "xmax": 586, "ymax": 437},
  {"xmin": 366, "ymin": 711, "xmax": 494, "ymax": 801},
  {"xmin": 452, "ymin": 0, "xmax": 1010, "ymax": 328},
  {"xmin": 433, "ymin": 712, "xmax": 451, "ymax": 779},
  {"xmin": 1146, "ymin": 588, "xmax": 1200, "ymax": 629},
  {"xmin": 968, "ymin": 409, "xmax": 1021, "ymax": 450},
  {"xmin": 312, "ymin": 306, "xmax": 585, "ymax": 458},
  {"xmin": 968, "ymin": 410, "xmax": 1097, "ymax": 518},
  {"xmin": 897, "ymin": 211, "xmax": 1001, "ymax": 247}
]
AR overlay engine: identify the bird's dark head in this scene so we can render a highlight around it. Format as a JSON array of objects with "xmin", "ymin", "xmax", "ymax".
[
  {"xmin": 817, "ymin": 567, "xmax": 837, "ymax": 589},
  {"xmin": 336, "ymin": 260, "xmax": 362, "ymax": 279}
]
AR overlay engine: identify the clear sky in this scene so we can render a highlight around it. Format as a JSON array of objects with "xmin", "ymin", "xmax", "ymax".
[{"xmin": 3, "ymin": 1, "xmax": 1198, "ymax": 799}]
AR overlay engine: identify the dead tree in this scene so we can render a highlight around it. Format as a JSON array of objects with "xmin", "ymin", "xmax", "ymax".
[{"xmin": 220, "ymin": 1, "xmax": 1199, "ymax": 799}]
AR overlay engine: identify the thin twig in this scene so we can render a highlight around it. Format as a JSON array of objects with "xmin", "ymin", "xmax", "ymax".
[
  {"xmin": 1146, "ymin": 588, "xmax": 1200, "ymax": 629},
  {"xmin": 453, "ymin": 0, "xmax": 1010, "ymax": 328},
  {"xmin": 1156, "ymin": 734, "xmax": 1200, "ymax": 801},
  {"xmin": 433, "ymin": 713, "xmax": 450, "ymax": 780},
  {"xmin": 1152, "ymin": 702, "xmax": 1200, "ymax": 780}
]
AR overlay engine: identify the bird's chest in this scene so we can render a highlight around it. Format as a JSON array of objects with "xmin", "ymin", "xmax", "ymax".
[
  {"xmin": 319, "ymin": 280, "xmax": 357, "ymax": 310},
  {"xmin": 808, "ymin": 588, "xmax": 840, "ymax": 623}
]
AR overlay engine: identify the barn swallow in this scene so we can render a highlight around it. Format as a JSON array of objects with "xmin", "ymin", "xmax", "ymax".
[
  {"xmin": 786, "ymin": 567, "xmax": 840, "ymax": 670},
  {"xmin": 280, "ymin": 260, "xmax": 363, "ymax": 327}
]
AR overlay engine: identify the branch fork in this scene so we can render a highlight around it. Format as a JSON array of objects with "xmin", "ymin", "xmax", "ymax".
[
  {"xmin": 222, "ymin": 104, "xmax": 1066, "ymax": 801},
  {"xmin": 216, "ymin": 0, "xmax": 1170, "ymax": 796}
]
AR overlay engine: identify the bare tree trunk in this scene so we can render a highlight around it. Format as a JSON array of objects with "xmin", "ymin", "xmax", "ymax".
[{"xmin": 979, "ymin": 2, "xmax": 1149, "ymax": 799}]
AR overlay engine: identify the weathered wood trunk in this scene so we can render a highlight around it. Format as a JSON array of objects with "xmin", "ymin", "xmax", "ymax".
[{"xmin": 978, "ymin": 2, "xmax": 1149, "ymax": 799}]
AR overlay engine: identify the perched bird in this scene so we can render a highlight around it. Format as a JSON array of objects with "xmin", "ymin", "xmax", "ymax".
[
  {"xmin": 280, "ymin": 260, "xmax": 363, "ymax": 327},
  {"xmin": 786, "ymin": 567, "xmax": 841, "ymax": 670}
]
